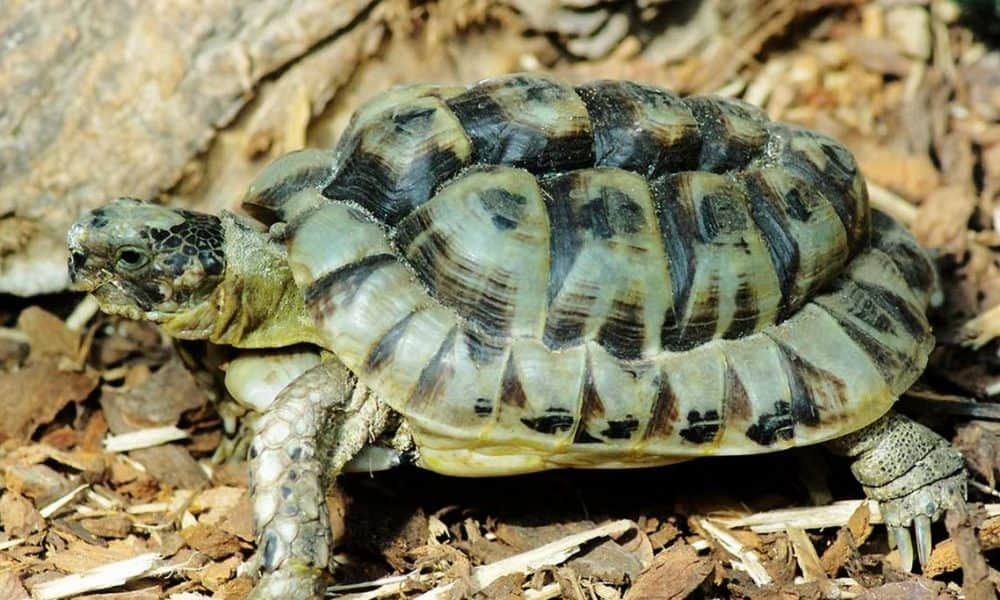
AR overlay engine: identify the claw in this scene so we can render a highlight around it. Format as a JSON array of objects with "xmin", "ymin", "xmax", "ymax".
[
  {"xmin": 914, "ymin": 514, "xmax": 932, "ymax": 567},
  {"xmin": 894, "ymin": 527, "xmax": 914, "ymax": 572},
  {"xmin": 887, "ymin": 529, "xmax": 896, "ymax": 550}
]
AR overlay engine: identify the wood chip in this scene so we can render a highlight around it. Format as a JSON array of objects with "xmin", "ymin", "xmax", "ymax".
[
  {"xmin": 697, "ymin": 519, "xmax": 772, "ymax": 586},
  {"xmin": 0, "ymin": 492, "xmax": 44, "ymax": 539},
  {"xmin": 0, "ymin": 571, "xmax": 30, "ymax": 600},
  {"xmin": 623, "ymin": 542, "xmax": 711, "ymax": 600},
  {"xmin": 16, "ymin": 307, "xmax": 81, "ymax": 361},
  {"xmin": 855, "ymin": 580, "xmax": 946, "ymax": 600},
  {"xmin": 179, "ymin": 523, "xmax": 245, "ymax": 560},
  {"xmin": 79, "ymin": 514, "xmax": 133, "ymax": 539},
  {"xmin": 128, "ymin": 445, "xmax": 209, "ymax": 490},
  {"xmin": 786, "ymin": 527, "xmax": 827, "ymax": 584},
  {"xmin": 925, "ymin": 513, "xmax": 1000, "ymax": 578},
  {"xmin": 819, "ymin": 501, "xmax": 872, "ymax": 575},
  {"xmin": 99, "ymin": 358, "xmax": 208, "ymax": 435},
  {"xmin": 854, "ymin": 143, "xmax": 941, "ymax": 201}
]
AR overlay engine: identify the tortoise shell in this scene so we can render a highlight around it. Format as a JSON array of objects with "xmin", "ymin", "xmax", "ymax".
[{"xmin": 243, "ymin": 73, "xmax": 936, "ymax": 476}]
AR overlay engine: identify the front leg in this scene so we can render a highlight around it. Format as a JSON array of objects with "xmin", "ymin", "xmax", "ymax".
[
  {"xmin": 247, "ymin": 358, "xmax": 388, "ymax": 599},
  {"xmin": 827, "ymin": 411, "xmax": 967, "ymax": 571}
]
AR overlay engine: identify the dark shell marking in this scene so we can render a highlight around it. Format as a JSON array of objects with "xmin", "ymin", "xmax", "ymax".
[{"xmin": 249, "ymin": 74, "xmax": 935, "ymax": 472}]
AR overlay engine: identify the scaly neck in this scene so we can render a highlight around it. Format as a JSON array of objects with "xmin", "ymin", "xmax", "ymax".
[{"xmin": 160, "ymin": 213, "xmax": 323, "ymax": 348}]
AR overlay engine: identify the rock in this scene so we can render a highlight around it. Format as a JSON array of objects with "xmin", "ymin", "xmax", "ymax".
[{"xmin": 886, "ymin": 6, "xmax": 932, "ymax": 61}]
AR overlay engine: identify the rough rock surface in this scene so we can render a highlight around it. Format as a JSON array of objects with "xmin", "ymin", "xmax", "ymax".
[{"xmin": 0, "ymin": 0, "xmax": 375, "ymax": 295}]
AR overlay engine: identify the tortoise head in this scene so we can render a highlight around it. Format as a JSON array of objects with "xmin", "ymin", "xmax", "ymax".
[{"xmin": 67, "ymin": 198, "xmax": 226, "ymax": 323}]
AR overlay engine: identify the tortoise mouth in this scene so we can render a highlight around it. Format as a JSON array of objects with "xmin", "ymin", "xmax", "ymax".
[
  {"xmin": 68, "ymin": 268, "xmax": 100, "ymax": 293},
  {"xmin": 79, "ymin": 279, "xmax": 169, "ymax": 322}
]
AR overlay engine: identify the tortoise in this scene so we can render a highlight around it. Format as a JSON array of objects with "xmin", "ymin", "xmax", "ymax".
[{"xmin": 67, "ymin": 73, "xmax": 967, "ymax": 599}]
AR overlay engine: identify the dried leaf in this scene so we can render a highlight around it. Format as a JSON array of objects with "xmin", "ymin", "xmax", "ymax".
[
  {"xmin": 17, "ymin": 307, "xmax": 80, "ymax": 361},
  {"xmin": 0, "ymin": 358, "xmax": 98, "ymax": 441},
  {"xmin": 99, "ymin": 358, "xmax": 208, "ymax": 434},
  {"xmin": 855, "ymin": 580, "xmax": 946, "ymax": 600},
  {"xmin": 0, "ymin": 492, "xmax": 44, "ymax": 539},
  {"xmin": 0, "ymin": 572, "xmax": 30, "ymax": 600}
]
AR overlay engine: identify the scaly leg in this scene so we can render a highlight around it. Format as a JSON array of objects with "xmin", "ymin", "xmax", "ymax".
[
  {"xmin": 246, "ymin": 358, "xmax": 389, "ymax": 600},
  {"xmin": 827, "ymin": 411, "xmax": 967, "ymax": 571}
]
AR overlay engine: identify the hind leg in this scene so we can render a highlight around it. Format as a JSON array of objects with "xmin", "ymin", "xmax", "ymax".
[
  {"xmin": 828, "ymin": 411, "xmax": 967, "ymax": 571},
  {"xmin": 246, "ymin": 358, "xmax": 389, "ymax": 600}
]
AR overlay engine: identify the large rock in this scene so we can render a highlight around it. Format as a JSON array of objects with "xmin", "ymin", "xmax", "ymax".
[{"xmin": 0, "ymin": 0, "xmax": 375, "ymax": 295}]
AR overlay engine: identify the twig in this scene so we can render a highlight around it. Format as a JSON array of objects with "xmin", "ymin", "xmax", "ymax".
[
  {"xmin": 104, "ymin": 426, "xmax": 190, "ymax": 452},
  {"xmin": 328, "ymin": 572, "xmax": 433, "ymax": 598},
  {"xmin": 65, "ymin": 294, "xmax": 101, "ymax": 332},
  {"xmin": 331, "ymin": 520, "xmax": 636, "ymax": 599},
  {"xmin": 39, "ymin": 484, "xmax": 89, "ymax": 519},
  {"xmin": 416, "ymin": 519, "xmax": 635, "ymax": 599},
  {"xmin": 30, "ymin": 552, "xmax": 164, "ymax": 600},
  {"xmin": 699, "ymin": 519, "xmax": 772, "ymax": 586},
  {"xmin": 867, "ymin": 181, "xmax": 918, "ymax": 225},
  {"xmin": 715, "ymin": 500, "xmax": 880, "ymax": 533},
  {"xmin": 970, "ymin": 480, "xmax": 1000, "ymax": 499},
  {"xmin": 715, "ymin": 501, "xmax": 1000, "ymax": 533}
]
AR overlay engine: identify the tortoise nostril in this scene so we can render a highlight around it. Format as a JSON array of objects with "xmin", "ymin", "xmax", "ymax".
[{"xmin": 70, "ymin": 251, "xmax": 86, "ymax": 272}]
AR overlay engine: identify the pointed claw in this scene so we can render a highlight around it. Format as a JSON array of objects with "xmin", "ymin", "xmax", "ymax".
[
  {"xmin": 895, "ymin": 527, "xmax": 914, "ymax": 572},
  {"xmin": 887, "ymin": 529, "xmax": 897, "ymax": 550},
  {"xmin": 914, "ymin": 515, "xmax": 932, "ymax": 567}
]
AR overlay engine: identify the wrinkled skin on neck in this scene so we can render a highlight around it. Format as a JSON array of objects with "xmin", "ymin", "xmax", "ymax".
[{"xmin": 67, "ymin": 198, "xmax": 321, "ymax": 348}]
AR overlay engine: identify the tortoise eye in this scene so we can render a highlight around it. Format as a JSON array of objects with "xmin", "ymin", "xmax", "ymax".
[{"xmin": 116, "ymin": 247, "xmax": 148, "ymax": 271}]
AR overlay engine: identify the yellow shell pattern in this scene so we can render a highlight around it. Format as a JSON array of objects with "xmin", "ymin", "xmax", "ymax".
[{"xmin": 244, "ymin": 74, "xmax": 936, "ymax": 476}]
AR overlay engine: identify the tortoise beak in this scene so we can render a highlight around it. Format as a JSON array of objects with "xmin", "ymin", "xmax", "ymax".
[{"xmin": 66, "ymin": 221, "xmax": 102, "ymax": 292}]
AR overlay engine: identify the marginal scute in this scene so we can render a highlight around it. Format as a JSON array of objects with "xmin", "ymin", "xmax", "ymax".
[
  {"xmin": 305, "ymin": 258, "xmax": 436, "ymax": 380},
  {"xmin": 763, "ymin": 303, "xmax": 895, "ymax": 447},
  {"xmin": 812, "ymin": 256, "xmax": 931, "ymax": 391},
  {"xmin": 660, "ymin": 345, "xmax": 727, "ymax": 448},
  {"xmin": 576, "ymin": 344, "xmax": 660, "ymax": 445},
  {"xmin": 491, "ymin": 339, "xmax": 587, "ymax": 449},
  {"xmin": 287, "ymin": 200, "xmax": 394, "ymax": 285},
  {"xmin": 338, "ymin": 84, "xmax": 466, "ymax": 144},
  {"xmin": 243, "ymin": 149, "xmax": 335, "ymax": 222}
]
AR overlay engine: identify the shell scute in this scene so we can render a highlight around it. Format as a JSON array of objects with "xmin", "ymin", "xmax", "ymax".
[
  {"xmin": 576, "ymin": 80, "xmax": 701, "ymax": 177},
  {"xmin": 540, "ymin": 168, "xmax": 670, "ymax": 359},
  {"xmin": 492, "ymin": 339, "xmax": 587, "ymax": 450},
  {"xmin": 574, "ymin": 344, "xmax": 661, "ymax": 447},
  {"xmin": 396, "ymin": 166, "xmax": 550, "ymax": 339},
  {"xmin": 685, "ymin": 95, "xmax": 769, "ymax": 172},
  {"xmin": 446, "ymin": 73, "xmax": 594, "ymax": 172},
  {"xmin": 768, "ymin": 124, "xmax": 870, "ymax": 248},
  {"xmin": 323, "ymin": 95, "xmax": 472, "ymax": 225}
]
